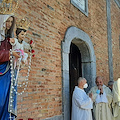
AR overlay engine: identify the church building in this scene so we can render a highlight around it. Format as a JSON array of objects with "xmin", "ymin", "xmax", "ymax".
[{"xmin": 15, "ymin": 0, "xmax": 120, "ymax": 119}]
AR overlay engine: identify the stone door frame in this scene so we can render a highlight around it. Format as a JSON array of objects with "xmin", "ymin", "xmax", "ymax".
[{"xmin": 61, "ymin": 26, "xmax": 96, "ymax": 120}]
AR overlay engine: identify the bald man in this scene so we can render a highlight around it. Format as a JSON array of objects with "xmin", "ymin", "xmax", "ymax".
[
  {"xmin": 72, "ymin": 77, "xmax": 93, "ymax": 120},
  {"xmin": 89, "ymin": 76, "xmax": 113, "ymax": 120}
]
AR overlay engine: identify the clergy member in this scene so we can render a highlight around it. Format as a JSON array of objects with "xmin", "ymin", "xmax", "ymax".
[
  {"xmin": 71, "ymin": 77, "xmax": 93, "ymax": 120},
  {"xmin": 89, "ymin": 76, "xmax": 113, "ymax": 120},
  {"xmin": 112, "ymin": 78, "xmax": 120, "ymax": 120}
]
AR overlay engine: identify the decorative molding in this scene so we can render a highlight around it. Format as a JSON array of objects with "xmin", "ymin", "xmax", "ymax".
[
  {"xmin": 62, "ymin": 26, "xmax": 96, "ymax": 120},
  {"xmin": 106, "ymin": 0, "xmax": 114, "ymax": 81}
]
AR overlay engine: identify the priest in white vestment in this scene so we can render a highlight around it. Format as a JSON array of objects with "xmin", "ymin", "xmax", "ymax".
[
  {"xmin": 112, "ymin": 78, "xmax": 120, "ymax": 120},
  {"xmin": 71, "ymin": 77, "xmax": 93, "ymax": 120},
  {"xmin": 89, "ymin": 76, "xmax": 113, "ymax": 120}
]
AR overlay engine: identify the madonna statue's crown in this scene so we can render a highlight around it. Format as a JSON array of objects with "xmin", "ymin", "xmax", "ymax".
[
  {"xmin": 16, "ymin": 18, "xmax": 30, "ymax": 30},
  {"xmin": 0, "ymin": 0, "xmax": 19, "ymax": 14}
]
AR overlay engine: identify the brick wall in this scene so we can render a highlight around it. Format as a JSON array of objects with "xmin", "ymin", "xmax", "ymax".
[
  {"xmin": 111, "ymin": 0, "xmax": 120, "ymax": 81},
  {"xmin": 15, "ymin": 0, "xmax": 120, "ymax": 119}
]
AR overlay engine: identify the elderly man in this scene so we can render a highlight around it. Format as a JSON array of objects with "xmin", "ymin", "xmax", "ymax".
[
  {"xmin": 112, "ymin": 78, "xmax": 120, "ymax": 120},
  {"xmin": 89, "ymin": 76, "xmax": 113, "ymax": 120},
  {"xmin": 71, "ymin": 77, "xmax": 93, "ymax": 120}
]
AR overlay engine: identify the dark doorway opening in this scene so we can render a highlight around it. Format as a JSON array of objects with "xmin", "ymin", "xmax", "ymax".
[{"xmin": 69, "ymin": 43, "xmax": 82, "ymax": 119}]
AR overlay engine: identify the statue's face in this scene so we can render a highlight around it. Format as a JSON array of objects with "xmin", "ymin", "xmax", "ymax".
[
  {"xmin": 6, "ymin": 16, "xmax": 13, "ymax": 30},
  {"xmin": 18, "ymin": 30, "xmax": 26, "ymax": 41}
]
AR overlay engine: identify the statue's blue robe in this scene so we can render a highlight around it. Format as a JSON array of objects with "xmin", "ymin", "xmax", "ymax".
[{"xmin": 0, "ymin": 62, "xmax": 17, "ymax": 120}]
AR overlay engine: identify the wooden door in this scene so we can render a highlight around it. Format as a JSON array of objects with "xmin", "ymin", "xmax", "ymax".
[{"xmin": 69, "ymin": 43, "xmax": 82, "ymax": 118}]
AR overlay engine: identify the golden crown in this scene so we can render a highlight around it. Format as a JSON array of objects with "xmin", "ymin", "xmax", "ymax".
[
  {"xmin": 0, "ymin": 0, "xmax": 19, "ymax": 14},
  {"xmin": 16, "ymin": 18, "xmax": 30, "ymax": 30}
]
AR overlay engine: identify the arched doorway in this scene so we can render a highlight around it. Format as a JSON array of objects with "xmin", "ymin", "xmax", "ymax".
[
  {"xmin": 69, "ymin": 43, "xmax": 82, "ymax": 116},
  {"xmin": 69, "ymin": 43, "xmax": 82, "ymax": 94},
  {"xmin": 62, "ymin": 26, "xmax": 96, "ymax": 120}
]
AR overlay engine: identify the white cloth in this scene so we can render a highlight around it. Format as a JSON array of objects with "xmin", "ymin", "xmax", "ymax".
[
  {"xmin": 10, "ymin": 38, "xmax": 28, "ymax": 65},
  {"xmin": 96, "ymin": 92, "xmax": 108, "ymax": 104},
  {"xmin": 22, "ymin": 41, "xmax": 31, "ymax": 51},
  {"xmin": 11, "ymin": 38, "xmax": 24, "ymax": 50},
  {"xmin": 72, "ymin": 86, "xmax": 93, "ymax": 120},
  {"xmin": 89, "ymin": 85, "xmax": 113, "ymax": 120},
  {"xmin": 10, "ymin": 37, "xmax": 31, "ymax": 52},
  {"xmin": 112, "ymin": 78, "xmax": 120, "ymax": 119},
  {"xmin": 113, "ymin": 78, "xmax": 120, "ymax": 103},
  {"xmin": 0, "ymin": 15, "xmax": 12, "ymax": 42}
]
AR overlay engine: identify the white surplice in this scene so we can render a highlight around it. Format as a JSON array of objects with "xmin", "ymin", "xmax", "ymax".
[
  {"xmin": 89, "ymin": 85, "xmax": 113, "ymax": 120},
  {"xmin": 112, "ymin": 78, "xmax": 120, "ymax": 120},
  {"xmin": 95, "ymin": 92, "xmax": 108, "ymax": 104},
  {"xmin": 71, "ymin": 86, "xmax": 93, "ymax": 120}
]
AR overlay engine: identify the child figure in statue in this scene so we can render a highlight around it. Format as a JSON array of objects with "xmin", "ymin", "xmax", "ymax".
[
  {"xmin": 9, "ymin": 18, "xmax": 32, "ymax": 68},
  {"xmin": 10, "ymin": 28, "xmax": 28, "ymax": 68}
]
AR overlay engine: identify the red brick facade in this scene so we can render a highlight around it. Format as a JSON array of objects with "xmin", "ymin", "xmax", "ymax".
[
  {"xmin": 111, "ymin": 0, "xmax": 120, "ymax": 81},
  {"xmin": 15, "ymin": 0, "xmax": 120, "ymax": 119}
]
